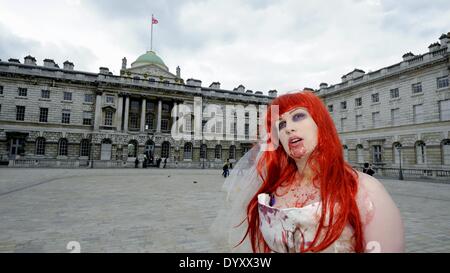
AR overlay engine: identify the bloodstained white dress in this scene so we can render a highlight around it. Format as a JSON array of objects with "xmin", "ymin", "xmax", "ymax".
[{"xmin": 258, "ymin": 193, "xmax": 365, "ymax": 253}]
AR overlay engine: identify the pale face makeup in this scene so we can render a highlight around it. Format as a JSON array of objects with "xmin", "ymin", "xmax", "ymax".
[{"xmin": 276, "ymin": 107, "xmax": 318, "ymax": 161}]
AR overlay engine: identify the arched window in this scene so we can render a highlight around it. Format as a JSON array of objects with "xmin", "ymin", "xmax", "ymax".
[
  {"xmin": 343, "ymin": 145, "xmax": 349, "ymax": 161},
  {"xmin": 200, "ymin": 144, "xmax": 207, "ymax": 159},
  {"xmin": 229, "ymin": 145, "xmax": 236, "ymax": 160},
  {"xmin": 441, "ymin": 139, "xmax": 450, "ymax": 165},
  {"xmin": 356, "ymin": 144, "xmax": 364, "ymax": 164},
  {"xmin": 161, "ymin": 141, "xmax": 170, "ymax": 158},
  {"xmin": 128, "ymin": 140, "xmax": 138, "ymax": 157},
  {"xmin": 35, "ymin": 137, "xmax": 46, "ymax": 155},
  {"xmin": 80, "ymin": 139, "xmax": 90, "ymax": 157},
  {"xmin": 145, "ymin": 140, "xmax": 155, "ymax": 158},
  {"xmin": 184, "ymin": 142, "xmax": 193, "ymax": 160},
  {"xmin": 215, "ymin": 145, "xmax": 222, "ymax": 159},
  {"xmin": 58, "ymin": 138, "xmax": 68, "ymax": 156},
  {"xmin": 415, "ymin": 141, "xmax": 426, "ymax": 164}
]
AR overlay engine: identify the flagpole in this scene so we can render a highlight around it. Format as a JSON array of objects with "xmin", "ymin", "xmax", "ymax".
[{"xmin": 150, "ymin": 14, "xmax": 154, "ymax": 51}]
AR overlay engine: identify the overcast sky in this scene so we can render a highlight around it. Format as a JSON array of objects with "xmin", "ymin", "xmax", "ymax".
[{"xmin": 1, "ymin": 0, "xmax": 450, "ymax": 95}]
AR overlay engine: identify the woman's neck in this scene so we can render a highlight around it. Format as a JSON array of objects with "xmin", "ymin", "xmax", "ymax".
[{"xmin": 295, "ymin": 158, "xmax": 315, "ymax": 185}]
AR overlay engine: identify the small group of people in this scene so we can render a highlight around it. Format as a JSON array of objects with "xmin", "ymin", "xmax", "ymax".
[{"xmin": 135, "ymin": 155, "xmax": 167, "ymax": 168}]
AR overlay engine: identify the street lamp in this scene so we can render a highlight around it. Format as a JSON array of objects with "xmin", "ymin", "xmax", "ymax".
[{"xmin": 396, "ymin": 143, "xmax": 404, "ymax": 180}]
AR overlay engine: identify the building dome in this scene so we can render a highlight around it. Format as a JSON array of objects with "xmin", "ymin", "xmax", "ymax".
[{"xmin": 131, "ymin": 51, "xmax": 168, "ymax": 71}]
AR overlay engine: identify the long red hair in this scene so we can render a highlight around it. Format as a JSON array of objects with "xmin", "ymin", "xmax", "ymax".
[{"xmin": 242, "ymin": 90, "xmax": 364, "ymax": 252}]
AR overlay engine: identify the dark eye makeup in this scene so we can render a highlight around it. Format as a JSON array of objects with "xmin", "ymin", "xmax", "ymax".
[{"xmin": 278, "ymin": 111, "xmax": 306, "ymax": 130}]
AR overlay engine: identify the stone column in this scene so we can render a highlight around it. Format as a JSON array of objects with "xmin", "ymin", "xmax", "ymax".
[
  {"xmin": 140, "ymin": 97, "xmax": 147, "ymax": 132},
  {"xmin": 157, "ymin": 99, "xmax": 162, "ymax": 133},
  {"xmin": 172, "ymin": 101, "xmax": 178, "ymax": 134},
  {"xmin": 124, "ymin": 96, "xmax": 130, "ymax": 132},
  {"xmin": 116, "ymin": 95, "xmax": 123, "ymax": 131},
  {"xmin": 94, "ymin": 92, "xmax": 102, "ymax": 130}
]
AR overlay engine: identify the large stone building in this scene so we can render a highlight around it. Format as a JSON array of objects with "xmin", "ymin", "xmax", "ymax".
[
  {"xmin": 315, "ymin": 33, "xmax": 450, "ymax": 179},
  {"xmin": 0, "ymin": 50, "xmax": 275, "ymax": 168}
]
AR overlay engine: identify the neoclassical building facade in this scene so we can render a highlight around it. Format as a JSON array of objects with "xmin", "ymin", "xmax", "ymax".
[
  {"xmin": 315, "ymin": 32, "xmax": 450, "ymax": 178},
  {"xmin": 0, "ymin": 50, "xmax": 275, "ymax": 168}
]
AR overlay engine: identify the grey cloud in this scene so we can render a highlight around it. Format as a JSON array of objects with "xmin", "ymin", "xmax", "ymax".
[{"xmin": 0, "ymin": 22, "xmax": 97, "ymax": 71}]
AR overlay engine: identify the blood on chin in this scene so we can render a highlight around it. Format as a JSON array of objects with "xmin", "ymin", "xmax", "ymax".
[{"xmin": 288, "ymin": 142, "xmax": 307, "ymax": 159}]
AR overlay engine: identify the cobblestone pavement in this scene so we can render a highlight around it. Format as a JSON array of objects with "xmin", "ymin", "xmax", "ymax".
[{"xmin": 0, "ymin": 168, "xmax": 448, "ymax": 253}]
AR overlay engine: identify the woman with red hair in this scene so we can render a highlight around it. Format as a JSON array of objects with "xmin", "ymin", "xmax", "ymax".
[{"xmin": 211, "ymin": 90, "xmax": 404, "ymax": 253}]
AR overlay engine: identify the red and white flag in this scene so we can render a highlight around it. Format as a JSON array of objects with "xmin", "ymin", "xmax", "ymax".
[{"xmin": 152, "ymin": 16, "xmax": 158, "ymax": 25}]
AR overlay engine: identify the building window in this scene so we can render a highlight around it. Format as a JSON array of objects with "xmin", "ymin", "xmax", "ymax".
[
  {"xmin": 412, "ymin": 82, "xmax": 422, "ymax": 94},
  {"xmin": 161, "ymin": 119, "xmax": 169, "ymax": 131},
  {"xmin": 162, "ymin": 103, "xmax": 170, "ymax": 113},
  {"xmin": 16, "ymin": 106, "xmax": 25, "ymax": 121},
  {"xmin": 340, "ymin": 101, "xmax": 347, "ymax": 110},
  {"xmin": 328, "ymin": 104, "xmax": 333, "ymax": 113},
  {"xmin": 415, "ymin": 141, "xmax": 426, "ymax": 164},
  {"xmin": 104, "ymin": 110, "xmax": 113, "ymax": 126},
  {"xmin": 229, "ymin": 145, "xmax": 236, "ymax": 160},
  {"xmin": 371, "ymin": 93, "xmax": 379, "ymax": 103},
  {"xmin": 355, "ymin": 115, "xmax": 363, "ymax": 130},
  {"xmin": 146, "ymin": 102, "xmax": 155, "ymax": 111},
  {"xmin": 437, "ymin": 75, "xmax": 449, "ymax": 89},
  {"xmin": 106, "ymin": 95, "xmax": 114, "ymax": 104},
  {"xmin": 245, "ymin": 123, "xmax": 249, "ymax": 139},
  {"xmin": 372, "ymin": 145, "xmax": 382, "ymax": 163},
  {"xmin": 80, "ymin": 139, "xmax": 90, "ymax": 157},
  {"xmin": 58, "ymin": 138, "xmax": 68, "ymax": 156},
  {"xmin": 440, "ymin": 100, "xmax": 450, "ymax": 121},
  {"xmin": 390, "ymin": 88, "xmax": 399, "ymax": 99},
  {"xmin": 355, "ymin": 97, "xmax": 362, "ymax": 107},
  {"xmin": 0, "ymin": 85, "xmax": 3, "ymax": 94},
  {"xmin": 184, "ymin": 142, "xmax": 193, "ymax": 160},
  {"xmin": 129, "ymin": 113, "xmax": 139, "ymax": 129},
  {"xmin": 18, "ymin": 87, "xmax": 27, "ymax": 97},
  {"xmin": 83, "ymin": 112, "xmax": 92, "ymax": 125},
  {"xmin": 413, "ymin": 104, "xmax": 423, "ymax": 124},
  {"xmin": 340, "ymin": 117, "xmax": 347, "ymax": 132},
  {"xmin": 63, "ymin": 91, "xmax": 72, "ymax": 101},
  {"xmin": 39, "ymin": 108, "xmax": 48, "ymax": 123},
  {"xmin": 184, "ymin": 116, "xmax": 191, "ymax": 132},
  {"xmin": 372, "ymin": 112, "xmax": 380, "ymax": 128},
  {"xmin": 161, "ymin": 141, "xmax": 170, "ymax": 158},
  {"xmin": 41, "ymin": 90, "xmax": 50, "ymax": 99},
  {"xmin": 62, "ymin": 110, "xmax": 71, "ymax": 124},
  {"xmin": 146, "ymin": 114, "xmax": 154, "ymax": 130},
  {"xmin": 215, "ymin": 145, "xmax": 222, "ymax": 159},
  {"xmin": 216, "ymin": 120, "xmax": 223, "ymax": 134},
  {"xmin": 356, "ymin": 144, "xmax": 364, "ymax": 163},
  {"xmin": 35, "ymin": 137, "xmax": 46, "ymax": 155},
  {"xmin": 200, "ymin": 144, "xmax": 207, "ymax": 159},
  {"xmin": 391, "ymin": 108, "xmax": 399, "ymax": 126},
  {"xmin": 442, "ymin": 139, "xmax": 450, "ymax": 165},
  {"xmin": 84, "ymin": 94, "xmax": 94, "ymax": 103}
]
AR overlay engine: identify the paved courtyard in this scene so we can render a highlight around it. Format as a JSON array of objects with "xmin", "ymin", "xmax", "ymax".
[{"xmin": 0, "ymin": 167, "xmax": 449, "ymax": 253}]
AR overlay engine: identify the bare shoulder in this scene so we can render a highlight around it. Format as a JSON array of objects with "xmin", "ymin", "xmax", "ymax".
[{"xmin": 354, "ymin": 171, "xmax": 392, "ymax": 224}]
